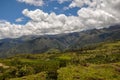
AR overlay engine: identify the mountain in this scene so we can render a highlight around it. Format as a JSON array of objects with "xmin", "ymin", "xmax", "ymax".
[
  {"xmin": 0, "ymin": 25, "xmax": 120, "ymax": 57},
  {"xmin": 1, "ymin": 40, "xmax": 120, "ymax": 80}
]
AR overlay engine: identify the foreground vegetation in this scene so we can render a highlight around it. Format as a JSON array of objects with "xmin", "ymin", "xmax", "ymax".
[{"xmin": 0, "ymin": 41, "xmax": 120, "ymax": 80}]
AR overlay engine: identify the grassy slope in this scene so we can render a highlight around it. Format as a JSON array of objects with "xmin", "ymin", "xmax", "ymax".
[
  {"xmin": 57, "ymin": 63, "xmax": 120, "ymax": 80},
  {"xmin": 10, "ymin": 72, "xmax": 47, "ymax": 80},
  {"xmin": 0, "ymin": 41, "xmax": 120, "ymax": 80}
]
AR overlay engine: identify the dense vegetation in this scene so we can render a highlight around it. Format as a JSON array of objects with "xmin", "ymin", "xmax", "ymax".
[{"xmin": 0, "ymin": 40, "xmax": 120, "ymax": 80}]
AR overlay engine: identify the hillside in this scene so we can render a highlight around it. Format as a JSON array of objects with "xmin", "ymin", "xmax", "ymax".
[
  {"xmin": 0, "ymin": 25, "xmax": 120, "ymax": 57},
  {"xmin": 0, "ymin": 0, "xmax": 120, "ymax": 80},
  {"xmin": 0, "ymin": 40, "xmax": 120, "ymax": 80}
]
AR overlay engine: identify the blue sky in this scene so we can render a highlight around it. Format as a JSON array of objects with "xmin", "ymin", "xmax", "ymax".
[{"xmin": 0, "ymin": 0, "xmax": 79, "ymax": 24}]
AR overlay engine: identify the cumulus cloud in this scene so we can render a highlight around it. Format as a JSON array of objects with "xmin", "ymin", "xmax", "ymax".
[
  {"xmin": 17, "ymin": 0, "xmax": 44, "ymax": 6},
  {"xmin": 22, "ymin": 9, "xmax": 84, "ymax": 34},
  {"xmin": 54, "ymin": 7, "xmax": 59, "ymax": 10},
  {"xmin": 69, "ymin": 0, "xmax": 120, "ymax": 28},
  {"xmin": 0, "ymin": 20, "xmax": 23, "ymax": 39},
  {"xmin": 63, "ymin": 6, "xmax": 69, "ymax": 10},
  {"xmin": 69, "ymin": 0, "xmax": 102, "ymax": 8},
  {"xmin": 0, "ymin": 0, "xmax": 120, "ymax": 39},
  {"xmin": 58, "ymin": 0, "xmax": 71, "ymax": 4},
  {"xmin": 15, "ymin": 17, "xmax": 24, "ymax": 22},
  {"xmin": 78, "ymin": 8, "xmax": 119, "ymax": 29}
]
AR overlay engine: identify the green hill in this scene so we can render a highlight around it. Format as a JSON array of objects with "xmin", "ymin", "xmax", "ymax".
[{"xmin": 0, "ymin": 40, "xmax": 120, "ymax": 80}]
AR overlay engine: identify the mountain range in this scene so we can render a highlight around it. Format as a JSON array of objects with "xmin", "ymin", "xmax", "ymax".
[{"xmin": 0, "ymin": 25, "xmax": 120, "ymax": 57}]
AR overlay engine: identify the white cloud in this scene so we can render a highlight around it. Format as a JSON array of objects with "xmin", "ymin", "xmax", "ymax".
[
  {"xmin": 58, "ymin": 0, "xmax": 70, "ymax": 4},
  {"xmin": 22, "ymin": 9, "xmax": 84, "ymax": 34},
  {"xmin": 15, "ymin": 17, "xmax": 24, "ymax": 22},
  {"xmin": 17, "ymin": 0, "xmax": 44, "ymax": 6},
  {"xmin": 69, "ymin": 0, "xmax": 85, "ymax": 8},
  {"xmin": 0, "ymin": 0, "xmax": 120, "ymax": 39},
  {"xmin": 78, "ymin": 8, "xmax": 119, "ymax": 29},
  {"xmin": 0, "ymin": 20, "xmax": 23, "ymax": 39},
  {"xmin": 54, "ymin": 7, "xmax": 58, "ymax": 10},
  {"xmin": 69, "ymin": 0, "xmax": 101, "ymax": 8},
  {"xmin": 69, "ymin": 0, "xmax": 120, "ymax": 27},
  {"xmin": 63, "ymin": 6, "xmax": 69, "ymax": 10}
]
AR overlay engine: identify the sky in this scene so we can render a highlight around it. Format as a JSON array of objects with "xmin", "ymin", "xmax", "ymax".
[
  {"xmin": 0, "ymin": 0, "xmax": 79, "ymax": 24},
  {"xmin": 0, "ymin": 0, "xmax": 120, "ymax": 39}
]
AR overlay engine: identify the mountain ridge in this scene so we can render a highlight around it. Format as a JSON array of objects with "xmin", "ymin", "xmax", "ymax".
[{"xmin": 0, "ymin": 24, "xmax": 120, "ymax": 57}]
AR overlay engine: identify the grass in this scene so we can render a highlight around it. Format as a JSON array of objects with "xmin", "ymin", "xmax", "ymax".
[
  {"xmin": 0, "ymin": 40, "xmax": 120, "ymax": 80},
  {"xmin": 10, "ymin": 72, "xmax": 47, "ymax": 80},
  {"xmin": 57, "ymin": 63, "xmax": 120, "ymax": 80}
]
